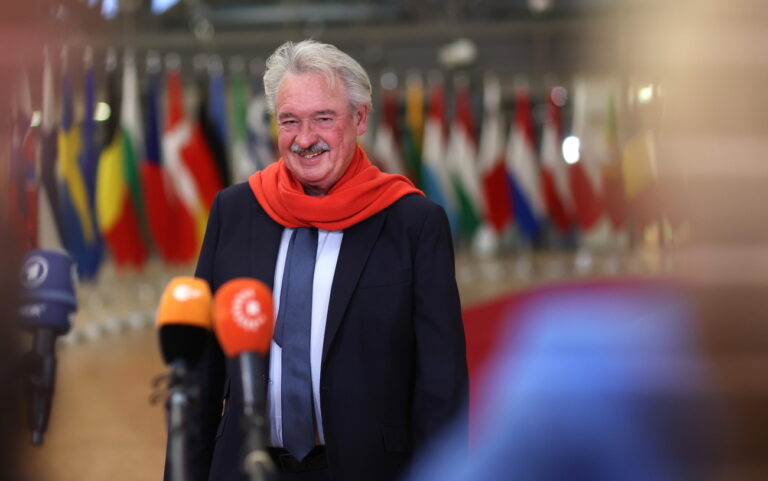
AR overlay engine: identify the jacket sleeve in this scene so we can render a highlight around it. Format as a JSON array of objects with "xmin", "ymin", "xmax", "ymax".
[
  {"xmin": 163, "ymin": 192, "xmax": 227, "ymax": 481},
  {"xmin": 410, "ymin": 202, "xmax": 469, "ymax": 452}
]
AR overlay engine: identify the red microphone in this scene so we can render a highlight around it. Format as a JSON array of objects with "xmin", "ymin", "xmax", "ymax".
[
  {"xmin": 213, "ymin": 278, "xmax": 275, "ymax": 479},
  {"xmin": 213, "ymin": 278, "xmax": 273, "ymax": 358}
]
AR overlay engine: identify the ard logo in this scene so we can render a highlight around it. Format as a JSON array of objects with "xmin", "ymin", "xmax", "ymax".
[{"xmin": 22, "ymin": 255, "xmax": 49, "ymax": 289}]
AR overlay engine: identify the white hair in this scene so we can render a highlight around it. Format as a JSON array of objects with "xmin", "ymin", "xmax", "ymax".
[{"xmin": 263, "ymin": 39, "xmax": 372, "ymax": 114}]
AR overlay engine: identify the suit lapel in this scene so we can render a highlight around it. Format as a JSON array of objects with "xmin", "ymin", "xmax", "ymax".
[
  {"xmin": 322, "ymin": 210, "xmax": 387, "ymax": 365},
  {"xmin": 249, "ymin": 201, "xmax": 283, "ymax": 290}
]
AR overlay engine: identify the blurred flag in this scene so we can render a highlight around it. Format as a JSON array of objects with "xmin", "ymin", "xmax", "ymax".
[
  {"xmin": 78, "ymin": 50, "xmax": 104, "ymax": 271},
  {"xmin": 246, "ymin": 73, "xmax": 275, "ymax": 176},
  {"xmin": 539, "ymin": 88, "xmax": 573, "ymax": 234},
  {"xmin": 622, "ymin": 125, "xmax": 659, "ymax": 227},
  {"xmin": 163, "ymin": 64, "xmax": 221, "ymax": 260},
  {"xmin": 187, "ymin": 84, "xmax": 224, "ymax": 210},
  {"xmin": 58, "ymin": 56, "xmax": 100, "ymax": 279},
  {"xmin": 37, "ymin": 48, "xmax": 65, "ymax": 251},
  {"xmin": 96, "ymin": 51, "xmax": 148, "ymax": 269},
  {"xmin": 506, "ymin": 89, "xmax": 545, "ymax": 240},
  {"xmin": 476, "ymin": 74, "xmax": 512, "ymax": 253},
  {"xmin": 140, "ymin": 56, "xmax": 176, "ymax": 263},
  {"xmin": 446, "ymin": 76, "xmax": 483, "ymax": 239},
  {"xmin": 196, "ymin": 57, "xmax": 230, "ymax": 187},
  {"xmin": 120, "ymin": 51, "xmax": 149, "ymax": 264},
  {"xmin": 601, "ymin": 96, "xmax": 628, "ymax": 231},
  {"xmin": 80, "ymin": 50, "xmax": 99, "ymax": 215},
  {"xmin": 229, "ymin": 60, "xmax": 254, "ymax": 183},
  {"xmin": 208, "ymin": 57, "xmax": 229, "ymax": 148},
  {"xmin": 373, "ymin": 86, "xmax": 408, "ymax": 175},
  {"xmin": 568, "ymin": 161, "xmax": 604, "ymax": 233},
  {"xmin": 9, "ymin": 70, "xmax": 38, "ymax": 251},
  {"xmin": 402, "ymin": 72, "xmax": 424, "ymax": 188},
  {"xmin": 421, "ymin": 76, "xmax": 458, "ymax": 234},
  {"xmin": 569, "ymin": 80, "xmax": 604, "ymax": 233}
]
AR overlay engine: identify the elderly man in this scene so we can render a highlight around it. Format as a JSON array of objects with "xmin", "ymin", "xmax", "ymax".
[{"xmin": 177, "ymin": 40, "xmax": 467, "ymax": 481}]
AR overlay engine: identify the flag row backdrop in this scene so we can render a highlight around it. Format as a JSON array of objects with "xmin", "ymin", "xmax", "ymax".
[{"xmin": 5, "ymin": 48, "xmax": 663, "ymax": 279}]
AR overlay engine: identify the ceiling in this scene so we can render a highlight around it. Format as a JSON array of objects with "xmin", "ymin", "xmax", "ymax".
[{"xmin": 82, "ymin": 0, "xmax": 656, "ymax": 76}]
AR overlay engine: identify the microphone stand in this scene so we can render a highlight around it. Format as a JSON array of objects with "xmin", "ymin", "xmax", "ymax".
[
  {"xmin": 167, "ymin": 362, "xmax": 196, "ymax": 481},
  {"xmin": 240, "ymin": 352, "xmax": 274, "ymax": 481},
  {"xmin": 26, "ymin": 328, "xmax": 57, "ymax": 445}
]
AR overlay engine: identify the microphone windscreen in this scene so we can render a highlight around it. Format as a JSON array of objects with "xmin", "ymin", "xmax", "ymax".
[
  {"xmin": 156, "ymin": 277, "xmax": 212, "ymax": 330},
  {"xmin": 156, "ymin": 277, "xmax": 212, "ymax": 366},
  {"xmin": 19, "ymin": 250, "xmax": 77, "ymax": 334},
  {"xmin": 213, "ymin": 278, "xmax": 274, "ymax": 357}
]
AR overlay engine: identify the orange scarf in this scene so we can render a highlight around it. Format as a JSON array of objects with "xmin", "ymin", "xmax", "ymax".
[{"xmin": 249, "ymin": 145, "xmax": 423, "ymax": 230}]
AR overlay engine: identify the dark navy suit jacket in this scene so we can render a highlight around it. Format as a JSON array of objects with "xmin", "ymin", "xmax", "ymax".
[{"xmin": 175, "ymin": 182, "xmax": 468, "ymax": 481}]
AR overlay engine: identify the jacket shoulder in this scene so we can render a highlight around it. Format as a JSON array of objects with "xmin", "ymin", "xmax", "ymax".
[
  {"xmin": 390, "ymin": 193, "xmax": 441, "ymax": 213},
  {"xmin": 212, "ymin": 182, "xmax": 270, "ymax": 220},
  {"xmin": 216, "ymin": 182, "xmax": 255, "ymax": 206},
  {"xmin": 386, "ymin": 193, "xmax": 446, "ymax": 222}
]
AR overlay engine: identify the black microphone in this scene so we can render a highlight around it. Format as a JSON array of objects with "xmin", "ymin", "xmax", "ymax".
[
  {"xmin": 18, "ymin": 249, "xmax": 77, "ymax": 445},
  {"xmin": 213, "ymin": 278, "xmax": 275, "ymax": 481},
  {"xmin": 155, "ymin": 276, "xmax": 213, "ymax": 481}
]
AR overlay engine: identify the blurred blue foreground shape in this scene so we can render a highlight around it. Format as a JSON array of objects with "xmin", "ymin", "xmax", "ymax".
[{"xmin": 407, "ymin": 281, "xmax": 723, "ymax": 481}]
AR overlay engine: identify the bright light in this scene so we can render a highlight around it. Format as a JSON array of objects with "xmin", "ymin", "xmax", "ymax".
[
  {"xmin": 438, "ymin": 38, "xmax": 477, "ymax": 68},
  {"xmin": 152, "ymin": 0, "xmax": 181, "ymax": 14},
  {"xmin": 562, "ymin": 136, "xmax": 580, "ymax": 164},
  {"xmin": 94, "ymin": 102, "xmax": 111, "ymax": 122},
  {"xmin": 193, "ymin": 17, "xmax": 215, "ymax": 42},
  {"xmin": 101, "ymin": 0, "xmax": 118, "ymax": 19},
  {"xmin": 381, "ymin": 72, "xmax": 398, "ymax": 90},
  {"xmin": 551, "ymin": 86, "xmax": 567, "ymax": 107},
  {"xmin": 30, "ymin": 111, "xmax": 41, "ymax": 127},
  {"xmin": 638, "ymin": 84, "xmax": 654, "ymax": 104},
  {"xmin": 528, "ymin": 0, "xmax": 552, "ymax": 13}
]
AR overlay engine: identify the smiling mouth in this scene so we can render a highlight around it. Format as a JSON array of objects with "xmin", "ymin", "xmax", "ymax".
[
  {"xmin": 299, "ymin": 150, "xmax": 326, "ymax": 159},
  {"xmin": 291, "ymin": 141, "xmax": 331, "ymax": 160}
]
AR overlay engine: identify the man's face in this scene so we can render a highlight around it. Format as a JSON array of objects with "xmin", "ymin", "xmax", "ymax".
[{"xmin": 275, "ymin": 71, "xmax": 369, "ymax": 196}]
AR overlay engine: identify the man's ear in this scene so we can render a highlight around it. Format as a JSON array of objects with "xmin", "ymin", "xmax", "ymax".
[{"xmin": 355, "ymin": 104, "xmax": 370, "ymax": 136}]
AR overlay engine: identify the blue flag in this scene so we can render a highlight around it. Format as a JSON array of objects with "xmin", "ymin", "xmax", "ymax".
[
  {"xmin": 58, "ymin": 70, "xmax": 101, "ymax": 280},
  {"xmin": 79, "ymin": 58, "xmax": 104, "ymax": 271}
]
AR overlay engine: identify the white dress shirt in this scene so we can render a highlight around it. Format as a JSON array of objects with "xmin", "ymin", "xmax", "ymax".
[{"xmin": 267, "ymin": 227, "xmax": 343, "ymax": 447}]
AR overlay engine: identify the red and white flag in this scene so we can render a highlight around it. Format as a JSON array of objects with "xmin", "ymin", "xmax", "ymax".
[
  {"xmin": 477, "ymin": 74, "xmax": 512, "ymax": 235},
  {"xmin": 568, "ymin": 79, "xmax": 604, "ymax": 233},
  {"xmin": 539, "ymin": 88, "xmax": 573, "ymax": 234},
  {"xmin": 162, "ymin": 60, "xmax": 221, "ymax": 262},
  {"xmin": 372, "ymin": 86, "xmax": 408, "ymax": 176}
]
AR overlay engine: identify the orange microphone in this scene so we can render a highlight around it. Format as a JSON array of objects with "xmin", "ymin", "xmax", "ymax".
[
  {"xmin": 155, "ymin": 276, "xmax": 212, "ymax": 481},
  {"xmin": 156, "ymin": 276, "xmax": 213, "ymax": 368},
  {"xmin": 213, "ymin": 278, "xmax": 274, "ymax": 357},
  {"xmin": 213, "ymin": 278, "xmax": 275, "ymax": 479}
]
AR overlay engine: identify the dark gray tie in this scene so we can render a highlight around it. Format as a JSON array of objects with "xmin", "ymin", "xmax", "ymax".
[{"xmin": 273, "ymin": 227, "xmax": 317, "ymax": 461}]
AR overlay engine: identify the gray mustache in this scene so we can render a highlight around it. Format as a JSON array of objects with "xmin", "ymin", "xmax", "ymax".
[{"xmin": 290, "ymin": 141, "xmax": 330, "ymax": 155}]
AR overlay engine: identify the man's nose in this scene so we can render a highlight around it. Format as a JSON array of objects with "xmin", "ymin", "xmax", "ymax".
[{"xmin": 294, "ymin": 120, "xmax": 318, "ymax": 147}]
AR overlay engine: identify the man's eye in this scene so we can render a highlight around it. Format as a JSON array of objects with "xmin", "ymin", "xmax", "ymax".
[
  {"xmin": 281, "ymin": 120, "xmax": 298, "ymax": 127},
  {"xmin": 317, "ymin": 117, "xmax": 333, "ymax": 123}
]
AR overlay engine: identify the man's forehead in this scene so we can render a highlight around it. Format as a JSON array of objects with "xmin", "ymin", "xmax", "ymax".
[
  {"xmin": 277, "ymin": 71, "xmax": 345, "ymax": 100},
  {"xmin": 276, "ymin": 75, "xmax": 352, "ymax": 118}
]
